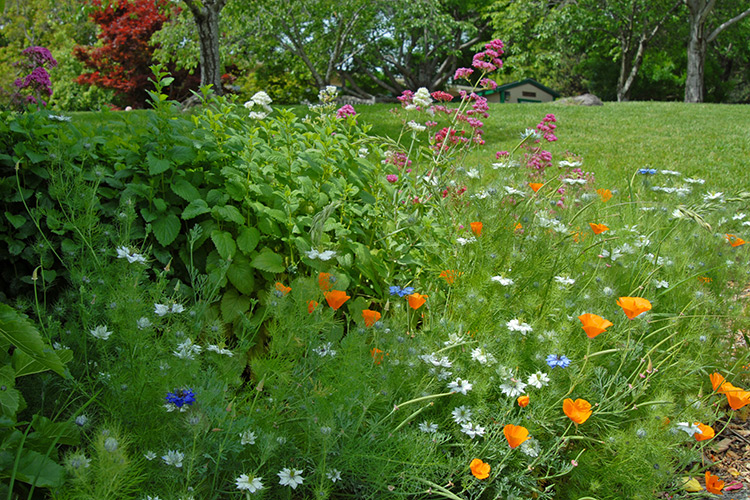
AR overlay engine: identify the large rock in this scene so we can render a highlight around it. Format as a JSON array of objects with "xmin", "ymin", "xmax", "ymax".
[{"xmin": 556, "ymin": 93, "xmax": 603, "ymax": 106}]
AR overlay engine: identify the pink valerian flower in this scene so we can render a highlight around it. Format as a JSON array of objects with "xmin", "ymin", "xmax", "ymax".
[
  {"xmin": 496, "ymin": 151, "xmax": 510, "ymax": 159},
  {"xmin": 536, "ymin": 113, "xmax": 558, "ymax": 142},
  {"xmin": 18, "ymin": 46, "xmax": 57, "ymax": 71},
  {"xmin": 526, "ymin": 150, "xmax": 553, "ymax": 177},
  {"xmin": 425, "ymin": 120, "xmax": 438, "ymax": 127},
  {"xmin": 485, "ymin": 39, "xmax": 505, "ymax": 53},
  {"xmin": 336, "ymin": 104, "xmax": 356, "ymax": 119},
  {"xmin": 472, "ymin": 46, "xmax": 503, "ymax": 72},
  {"xmin": 454, "ymin": 67, "xmax": 474, "ymax": 80},
  {"xmin": 466, "ymin": 117, "xmax": 484, "ymax": 129},
  {"xmin": 467, "ymin": 95, "xmax": 489, "ymax": 118},
  {"xmin": 384, "ymin": 150, "xmax": 412, "ymax": 168},
  {"xmin": 431, "ymin": 90, "xmax": 454, "ymax": 102},
  {"xmin": 397, "ymin": 90, "xmax": 414, "ymax": 104},
  {"xmin": 386, "ymin": 174, "xmax": 398, "ymax": 183},
  {"xmin": 434, "ymin": 127, "xmax": 469, "ymax": 151},
  {"xmin": 480, "ymin": 78, "xmax": 497, "ymax": 90}
]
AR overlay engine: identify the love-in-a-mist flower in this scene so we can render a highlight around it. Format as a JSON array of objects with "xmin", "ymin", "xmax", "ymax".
[
  {"xmin": 236, "ymin": 474, "xmax": 263, "ymax": 492},
  {"xmin": 578, "ymin": 313, "xmax": 613, "ymax": 338},
  {"xmin": 362, "ymin": 309, "xmax": 381, "ymax": 327},
  {"xmin": 90, "ymin": 325, "xmax": 112, "ymax": 340},
  {"xmin": 616, "ymin": 297, "xmax": 652, "ymax": 319},
  {"xmin": 407, "ymin": 293, "xmax": 427, "ymax": 310},
  {"xmin": 705, "ymin": 471, "xmax": 724, "ymax": 495},
  {"xmin": 470, "ymin": 222, "xmax": 483, "ymax": 236},
  {"xmin": 694, "ymin": 422, "xmax": 715, "ymax": 441},
  {"xmin": 469, "ymin": 458, "xmax": 490, "ymax": 479},
  {"xmin": 563, "ymin": 398, "xmax": 592, "ymax": 424},
  {"xmin": 165, "ymin": 389, "xmax": 196, "ymax": 408},
  {"xmin": 324, "ymin": 290, "xmax": 350, "ymax": 310},
  {"xmin": 546, "ymin": 354, "xmax": 571, "ymax": 368},
  {"xmin": 589, "ymin": 223, "xmax": 609, "ymax": 234},
  {"xmin": 503, "ymin": 424, "xmax": 530, "ymax": 448},
  {"xmin": 529, "ymin": 182, "xmax": 543, "ymax": 192},
  {"xmin": 278, "ymin": 467, "xmax": 304, "ymax": 489}
]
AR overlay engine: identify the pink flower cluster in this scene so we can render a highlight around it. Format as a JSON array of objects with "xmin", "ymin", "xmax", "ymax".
[
  {"xmin": 386, "ymin": 174, "xmax": 399, "ymax": 183},
  {"xmin": 336, "ymin": 104, "xmax": 357, "ymax": 119},
  {"xmin": 12, "ymin": 46, "xmax": 58, "ymax": 107},
  {"xmin": 431, "ymin": 91, "xmax": 454, "ymax": 102},
  {"xmin": 536, "ymin": 113, "xmax": 557, "ymax": 142},
  {"xmin": 454, "ymin": 68, "xmax": 474, "ymax": 80},
  {"xmin": 384, "ymin": 150, "xmax": 412, "ymax": 168},
  {"xmin": 472, "ymin": 39, "xmax": 505, "ymax": 72},
  {"xmin": 526, "ymin": 150, "xmax": 553, "ymax": 178}
]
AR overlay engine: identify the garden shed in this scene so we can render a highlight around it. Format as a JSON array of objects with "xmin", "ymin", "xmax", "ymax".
[{"xmin": 454, "ymin": 78, "xmax": 560, "ymax": 103}]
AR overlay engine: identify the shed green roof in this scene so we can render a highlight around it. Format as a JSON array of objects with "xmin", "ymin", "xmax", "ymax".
[{"xmin": 477, "ymin": 78, "xmax": 560, "ymax": 98}]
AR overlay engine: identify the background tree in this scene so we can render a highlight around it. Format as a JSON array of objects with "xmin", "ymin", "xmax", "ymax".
[
  {"xmin": 684, "ymin": 0, "xmax": 750, "ymax": 102},
  {"xmin": 181, "ymin": 0, "xmax": 227, "ymax": 95}
]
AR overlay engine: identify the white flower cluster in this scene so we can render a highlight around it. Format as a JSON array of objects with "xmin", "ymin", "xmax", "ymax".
[
  {"xmin": 407, "ymin": 120, "xmax": 426, "ymax": 132},
  {"xmin": 173, "ymin": 338, "xmax": 202, "ymax": 360},
  {"xmin": 244, "ymin": 91, "xmax": 273, "ymax": 119},
  {"xmin": 116, "ymin": 246, "xmax": 147, "ymax": 264},
  {"xmin": 506, "ymin": 319, "xmax": 533, "ymax": 335},
  {"xmin": 154, "ymin": 303, "xmax": 185, "ymax": 316},
  {"xmin": 412, "ymin": 87, "xmax": 432, "ymax": 108}
]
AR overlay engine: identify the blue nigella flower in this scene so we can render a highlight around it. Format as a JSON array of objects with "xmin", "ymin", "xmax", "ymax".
[
  {"xmin": 165, "ymin": 389, "xmax": 196, "ymax": 408},
  {"xmin": 389, "ymin": 286, "xmax": 415, "ymax": 297},
  {"xmin": 546, "ymin": 354, "xmax": 571, "ymax": 369},
  {"xmin": 637, "ymin": 168, "xmax": 657, "ymax": 175}
]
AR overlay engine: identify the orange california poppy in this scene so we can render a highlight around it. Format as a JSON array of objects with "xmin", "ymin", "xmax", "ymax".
[
  {"xmin": 362, "ymin": 309, "xmax": 381, "ymax": 327},
  {"xmin": 616, "ymin": 297, "xmax": 652, "ymax": 319},
  {"xmin": 407, "ymin": 293, "xmax": 427, "ymax": 310},
  {"xmin": 470, "ymin": 222, "xmax": 483, "ymax": 236},
  {"xmin": 307, "ymin": 300, "xmax": 318, "ymax": 314},
  {"xmin": 578, "ymin": 313, "xmax": 614, "ymax": 338},
  {"xmin": 275, "ymin": 282, "xmax": 291, "ymax": 296},
  {"xmin": 705, "ymin": 471, "xmax": 725, "ymax": 495},
  {"xmin": 529, "ymin": 182, "xmax": 544, "ymax": 193},
  {"xmin": 318, "ymin": 272, "xmax": 333, "ymax": 291},
  {"xmin": 517, "ymin": 395, "xmax": 530, "ymax": 408},
  {"xmin": 503, "ymin": 424, "xmax": 530, "ymax": 448},
  {"xmin": 514, "ymin": 222, "xmax": 523, "ymax": 232},
  {"xmin": 469, "ymin": 458, "xmax": 490, "ymax": 480},
  {"xmin": 597, "ymin": 188, "xmax": 612, "ymax": 203},
  {"xmin": 324, "ymin": 290, "xmax": 350, "ymax": 310},
  {"xmin": 589, "ymin": 222, "xmax": 609, "ymax": 235},
  {"xmin": 563, "ymin": 398, "xmax": 592, "ymax": 424},
  {"xmin": 722, "ymin": 383, "xmax": 750, "ymax": 410},
  {"xmin": 370, "ymin": 347, "xmax": 384, "ymax": 364},
  {"xmin": 726, "ymin": 234, "xmax": 746, "ymax": 247},
  {"xmin": 709, "ymin": 372, "xmax": 727, "ymax": 392},
  {"xmin": 694, "ymin": 422, "xmax": 715, "ymax": 441},
  {"xmin": 439, "ymin": 270, "xmax": 462, "ymax": 284}
]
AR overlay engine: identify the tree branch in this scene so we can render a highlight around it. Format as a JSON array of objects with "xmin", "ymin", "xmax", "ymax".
[{"xmin": 707, "ymin": 7, "xmax": 750, "ymax": 43}]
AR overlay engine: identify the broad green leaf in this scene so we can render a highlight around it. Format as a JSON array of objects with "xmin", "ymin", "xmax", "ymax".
[
  {"xmin": 30, "ymin": 415, "xmax": 80, "ymax": 446},
  {"xmin": 13, "ymin": 449, "xmax": 65, "ymax": 487},
  {"xmin": 153, "ymin": 198, "xmax": 167, "ymax": 213},
  {"xmin": 211, "ymin": 230, "xmax": 236, "ymax": 259},
  {"xmin": 5, "ymin": 212, "xmax": 26, "ymax": 229},
  {"xmin": 13, "ymin": 348, "xmax": 72, "ymax": 378},
  {"xmin": 171, "ymin": 178, "xmax": 200, "ymax": 202},
  {"xmin": 236, "ymin": 227, "xmax": 260, "ymax": 255},
  {"xmin": 227, "ymin": 254, "xmax": 256, "ymax": 295},
  {"xmin": 152, "ymin": 213, "xmax": 181, "ymax": 246},
  {"xmin": 220, "ymin": 288, "xmax": 251, "ymax": 322},
  {"xmin": 0, "ymin": 304, "xmax": 66, "ymax": 377},
  {"xmin": 168, "ymin": 145, "xmax": 196, "ymax": 164},
  {"xmin": 213, "ymin": 205, "xmax": 245, "ymax": 225},
  {"xmin": 0, "ymin": 365, "xmax": 20, "ymax": 417},
  {"xmin": 250, "ymin": 247, "xmax": 285, "ymax": 273},
  {"xmin": 147, "ymin": 152, "xmax": 171, "ymax": 175},
  {"xmin": 182, "ymin": 199, "xmax": 211, "ymax": 219},
  {"xmin": 25, "ymin": 151, "xmax": 47, "ymax": 164}
]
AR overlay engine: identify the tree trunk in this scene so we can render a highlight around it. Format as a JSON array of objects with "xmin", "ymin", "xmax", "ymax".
[
  {"xmin": 684, "ymin": 13, "xmax": 706, "ymax": 102},
  {"xmin": 184, "ymin": 0, "xmax": 226, "ymax": 95}
]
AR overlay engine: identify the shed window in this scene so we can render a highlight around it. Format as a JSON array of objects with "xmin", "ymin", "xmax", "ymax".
[{"xmin": 522, "ymin": 91, "xmax": 537, "ymax": 97}]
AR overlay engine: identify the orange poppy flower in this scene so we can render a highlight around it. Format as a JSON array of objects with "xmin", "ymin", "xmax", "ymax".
[
  {"xmin": 318, "ymin": 272, "xmax": 333, "ymax": 291},
  {"xmin": 514, "ymin": 222, "xmax": 523, "ymax": 232},
  {"xmin": 589, "ymin": 222, "xmax": 609, "ymax": 235},
  {"xmin": 695, "ymin": 422, "xmax": 715, "ymax": 441},
  {"xmin": 307, "ymin": 300, "xmax": 318, "ymax": 314},
  {"xmin": 324, "ymin": 290, "xmax": 350, "ymax": 310},
  {"xmin": 469, "ymin": 458, "xmax": 490, "ymax": 480},
  {"xmin": 709, "ymin": 372, "xmax": 727, "ymax": 392},
  {"xmin": 275, "ymin": 282, "xmax": 291, "ymax": 296},
  {"xmin": 705, "ymin": 471, "xmax": 725, "ymax": 495},
  {"xmin": 517, "ymin": 395, "xmax": 530, "ymax": 407},
  {"xmin": 578, "ymin": 313, "xmax": 613, "ymax": 338},
  {"xmin": 503, "ymin": 424, "xmax": 530, "ymax": 448},
  {"xmin": 529, "ymin": 182, "xmax": 544, "ymax": 192},
  {"xmin": 726, "ymin": 234, "xmax": 746, "ymax": 247},
  {"xmin": 722, "ymin": 383, "xmax": 750, "ymax": 410},
  {"xmin": 563, "ymin": 398, "xmax": 592, "ymax": 424},
  {"xmin": 597, "ymin": 188, "xmax": 612, "ymax": 203},
  {"xmin": 439, "ymin": 270, "xmax": 462, "ymax": 284},
  {"xmin": 407, "ymin": 293, "xmax": 427, "ymax": 310},
  {"xmin": 470, "ymin": 222, "xmax": 483, "ymax": 236},
  {"xmin": 362, "ymin": 309, "xmax": 381, "ymax": 327},
  {"xmin": 698, "ymin": 276, "xmax": 712, "ymax": 283},
  {"xmin": 616, "ymin": 297, "xmax": 652, "ymax": 319}
]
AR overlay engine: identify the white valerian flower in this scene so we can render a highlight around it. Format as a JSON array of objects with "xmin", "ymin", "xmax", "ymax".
[
  {"xmin": 499, "ymin": 378, "xmax": 528, "ymax": 398},
  {"xmin": 451, "ymin": 405, "xmax": 472, "ymax": 424},
  {"xmin": 236, "ymin": 474, "xmax": 264, "ymax": 492},
  {"xmin": 90, "ymin": 325, "xmax": 112, "ymax": 341},
  {"xmin": 154, "ymin": 304, "xmax": 170, "ymax": 316},
  {"xmin": 326, "ymin": 469, "xmax": 341, "ymax": 483},
  {"xmin": 506, "ymin": 319, "xmax": 533, "ymax": 335},
  {"xmin": 240, "ymin": 430, "xmax": 256, "ymax": 445},
  {"xmin": 248, "ymin": 111, "xmax": 268, "ymax": 120},
  {"xmin": 412, "ymin": 87, "xmax": 432, "ymax": 108},
  {"xmin": 527, "ymin": 371, "xmax": 550, "ymax": 389},
  {"xmin": 554, "ymin": 275, "xmax": 575, "ymax": 285},
  {"xmin": 654, "ymin": 280, "xmax": 669, "ymax": 289},
  {"xmin": 460, "ymin": 422, "xmax": 486, "ymax": 439},
  {"xmin": 418, "ymin": 421, "xmax": 438, "ymax": 433},
  {"xmin": 278, "ymin": 468, "xmax": 305, "ymax": 489},
  {"xmin": 407, "ymin": 120, "xmax": 426, "ymax": 132},
  {"xmin": 471, "ymin": 347, "xmax": 497, "ymax": 365},
  {"xmin": 173, "ymin": 338, "xmax": 202, "ymax": 360},
  {"xmin": 447, "ymin": 378, "xmax": 473, "ymax": 395},
  {"xmin": 491, "ymin": 276, "xmax": 514, "ymax": 286},
  {"xmin": 251, "ymin": 91, "xmax": 272, "ymax": 109},
  {"xmin": 358, "ymin": 147, "xmax": 369, "ymax": 157},
  {"xmin": 306, "ymin": 249, "xmax": 337, "ymax": 261},
  {"xmin": 137, "ymin": 317, "xmax": 152, "ymax": 330},
  {"xmin": 207, "ymin": 344, "xmax": 234, "ymax": 356},
  {"xmin": 115, "ymin": 246, "xmax": 147, "ymax": 264},
  {"xmin": 318, "ymin": 85, "xmax": 338, "ymax": 103},
  {"xmin": 162, "ymin": 450, "xmax": 184, "ymax": 468},
  {"xmin": 675, "ymin": 422, "xmax": 702, "ymax": 437}
]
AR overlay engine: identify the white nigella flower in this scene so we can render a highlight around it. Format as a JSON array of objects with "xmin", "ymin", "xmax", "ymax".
[
  {"xmin": 162, "ymin": 450, "xmax": 184, "ymax": 468},
  {"xmin": 236, "ymin": 474, "xmax": 264, "ymax": 492},
  {"xmin": 466, "ymin": 168, "xmax": 480, "ymax": 179},
  {"xmin": 703, "ymin": 191, "xmax": 724, "ymax": 202},
  {"xmin": 506, "ymin": 319, "xmax": 533, "ymax": 335},
  {"xmin": 554, "ymin": 276, "xmax": 575, "ymax": 285},
  {"xmin": 240, "ymin": 430, "xmax": 256, "ymax": 445},
  {"xmin": 171, "ymin": 303, "xmax": 185, "ymax": 314},
  {"xmin": 499, "ymin": 378, "xmax": 528, "ymax": 398},
  {"xmin": 412, "ymin": 87, "xmax": 432, "ymax": 108},
  {"xmin": 562, "ymin": 178, "xmax": 587, "ymax": 185},
  {"xmin": 460, "ymin": 422, "xmax": 486, "ymax": 439},
  {"xmin": 326, "ymin": 469, "xmax": 341, "ymax": 483},
  {"xmin": 520, "ymin": 128, "xmax": 542, "ymax": 141},
  {"xmin": 685, "ymin": 177, "xmax": 705, "ymax": 184},
  {"xmin": 115, "ymin": 246, "xmax": 147, "ymax": 264},
  {"xmin": 504, "ymin": 186, "xmax": 525, "ymax": 196},
  {"xmin": 447, "ymin": 378, "xmax": 473, "ymax": 395},
  {"xmin": 418, "ymin": 421, "xmax": 438, "ymax": 433},
  {"xmin": 407, "ymin": 120, "xmax": 426, "ymax": 132},
  {"xmin": 207, "ymin": 344, "xmax": 234, "ymax": 356},
  {"xmin": 306, "ymin": 249, "xmax": 337, "ymax": 261},
  {"xmin": 173, "ymin": 338, "xmax": 202, "ymax": 360},
  {"xmin": 491, "ymin": 276, "xmax": 514, "ymax": 286},
  {"xmin": 443, "ymin": 333, "xmax": 464, "ymax": 346},
  {"xmin": 471, "ymin": 347, "xmax": 496, "ymax": 365},
  {"xmin": 635, "ymin": 235, "xmax": 651, "ymax": 248},
  {"xmin": 558, "ymin": 159, "xmax": 582, "ymax": 167},
  {"xmin": 144, "ymin": 451, "xmax": 157, "ymax": 460},
  {"xmin": 65, "ymin": 453, "xmax": 91, "ymax": 470},
  {"xmin": 675, "ymin": 422, "xmax": 702, "ymax": 437},
  {"xmin": 654, "ymin": 280, "xmax": 669, "ymax": 289},
  {"xmin": 520, "ymin": 437, "xmax": 540, "ymax": 457},
  {"xmin": 278, "ymin": 468, "xmax": 305, "ymax": 489},
  {"xmin": 137, "ymin": 317, "xmax": 152, "ymax": 330},
  {"xmin": 154, "ymin": 304, "xmax": 170, "ymax": 316},
  {"xmin": 660, "ymin": 169, "xmax": 681, "ymax": 175},
  {"xmin": 732, "ymin": 213, "xmax": 746, "ymax": 220},
  {"xmin": 48, "ymin": 114, "xmax": 72, "ymax": 122},
  {"xmin": 313, "ymin": 342, "xmax": 337, "ymax": 357},
  {"xmin": 527, "ymin": 371, "xmax": 550, "ymax": 389},
  {"xmin": 456, "ymin": 236, "xmax": 477, "ymax": 245},
  {"xmin": 602, "ymin": 286, "xmax": 615, "ymax": 296},
  {"xmin": 420, "ymin": 353, "xmax": 452, "ymax": 368},
  {"xmin": 90, "ymin": 325, "xmax": 112, "ymax": 341},
  {"xmin": 451, "ymin": 405, "xmax": 472, "ymax": 424}
]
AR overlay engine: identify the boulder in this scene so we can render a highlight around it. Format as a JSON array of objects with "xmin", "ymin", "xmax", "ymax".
[{"xmin": 556, "ymin": 93, "xmax": 603, "ymax": 106}]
